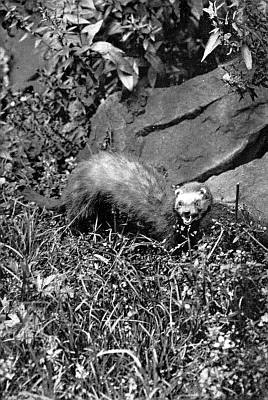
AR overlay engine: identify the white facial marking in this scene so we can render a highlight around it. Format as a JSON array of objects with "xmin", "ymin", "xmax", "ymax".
[{"xmin": 174, "ymin": 189, "xmax": 210, "ymax": 225}]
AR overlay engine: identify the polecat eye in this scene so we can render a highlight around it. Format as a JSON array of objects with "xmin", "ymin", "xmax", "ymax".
[
  {"xmin": 199, "ymin": 188, "xmax": 208, "ymax": 198},
  {"xmin": 177, "ymin": 200, "xmax": 183, "ymax": 207},
  {"xmin": 174, "ymin": 189, "xmax": 182, "ymax": 196},
  {"xmin": 195, "ymin": 200, "xmax": 201, "ymax": 207}
]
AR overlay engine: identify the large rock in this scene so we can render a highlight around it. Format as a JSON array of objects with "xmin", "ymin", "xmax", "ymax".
[
  {"xmin": 87, "ymin": 66, "xmax": 268, "ymax": 185},
  {"xmin": 84, "ymin": 63, "xmax": 268, "ymax": 229},
  {"xmin": 207, "ymin": 153, "xmax": 268, "ymax": 228}
]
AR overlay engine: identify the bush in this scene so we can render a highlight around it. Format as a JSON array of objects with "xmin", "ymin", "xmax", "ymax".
[{"xmin": 2, "ymin": 0, "xmax": 267, "ymax": 111}]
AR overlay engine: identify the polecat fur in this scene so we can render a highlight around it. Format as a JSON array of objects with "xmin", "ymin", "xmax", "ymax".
[{"xmin": 23, "ymin": 152, "xmax": 212, "ymax": 246}]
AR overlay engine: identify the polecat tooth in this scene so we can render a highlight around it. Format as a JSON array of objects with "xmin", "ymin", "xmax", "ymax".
[{"xmin": 23, "ymin": 152, "xmax": 212, "ymax": 245}]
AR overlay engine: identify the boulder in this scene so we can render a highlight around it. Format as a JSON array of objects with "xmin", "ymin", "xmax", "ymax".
[
  {"xmin": 85, "ymin": 63, "xmax": 268, "ymax": 230},
  {"xmin": 86, "ymin": 66, "xmax": 268, "ymax": 186}
]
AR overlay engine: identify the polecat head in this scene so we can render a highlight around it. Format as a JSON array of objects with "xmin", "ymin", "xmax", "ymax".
[{"xmin": 173, "ymin": 182, "xmax": 212, "ymax": 225}]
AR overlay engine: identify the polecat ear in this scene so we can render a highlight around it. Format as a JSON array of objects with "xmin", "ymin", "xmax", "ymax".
[
  {"xmin": 199, "ymin": 187, "xmax": 207, "ymax": 195},
  {"xmin": 172, "ymin": 183, "xmax": 182, "ymax": 195},
  {"xmin": 199, "ymin": 186, "xmax": 212, "ymax": 200}
]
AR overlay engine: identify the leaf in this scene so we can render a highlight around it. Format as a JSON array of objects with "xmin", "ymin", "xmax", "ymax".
[
  {"xmin": 117, "ymin": 70, "xmax": 138, "ymax": 91},
  {"xmin": 80, "ymin": 0, "xmax": 96, "ymax": 9},
  {"xmin": 62, "ymin": 121, "xmax": 78, "ymax": 134},
  {"xmin": 0, "ymin": 150, "xmax": 12, "ymax": 161},
  {"xmin": 258, "ymin": 0, "xmax": 267, "ymax": 15},
  {"xmin": 201, "ymin": 29, "xmax": 222, "ymax": 62},
  {"xmin": 64, "ymin": 13, "xmax": 90, "ymax": 24},
  {"xmin": 0, "ymin": 177, "xmax": 6, "ymax": 187},
  {"xmin": 82, "ymin": 19, "xmax": 103, "ymax": 45},
  {"xmin": 36, "ymin": 274, "xmax": 59, "ymax": 294},
  {"xmin": 222, "ymin": 72, "xmax": 231, "ymax": 83},
  {"xmin": 107, "ymin": 21, "xmax": 125, "ymax": 35},
  {"xmin": 68, "ymin": 99, "xmax": 86, "ymax": 117},
  {"xmin": 115, "ymin": 56, "xmax": 134, "ymax": 74},
  {"xmin": 4, "ymin": 313, "xmax": 20, "ymax": 328},
  {"xmin": 117, "ymin": 58, "xmax": 139, "ymax": 91},
  {"xmin": 34, "ymin": 38, "xmax": 42, "ymax": 48},
  {"xmin": 91, "ymin": 41, "xmax": 125, "ymax": 65},
  {"xmin": 203, "ymin": 1, "xmax": 217, "ymax": 19},
  {"xmin": 260, "ymin": 313, "xmax": 268, "ymax": 324},
  {"xmin": 145, "ymin": 53, "xmax": 165, "ymax": 73},
  {"xmin": 74, "ymin": 45, "xmax": 91, "ymax": 55},
  {"xmin": 91, "ymin": 41, "xmax": 124, "ymax": 57},
  {"xmin": 34, "ymin": 26, "xmax": 49, "ymax": 34},
  {"xmin": 241, "ymin": 44, "xmax": 252, "ymax": 70},
  {"xmin": 190, "ymin": 0, "xmax": 204, "ymax": 20},
  {"xmin": 43, "ymin": 55, "xmax": 59, "ymax": 75},
  {"xmin": 19, "ymin": 32, "xmax": 29, "ymax": 42},
  {"xmin": 147, "ymin": 66, "xmax": 157, "ymax": 88},
  {"xmin": 91, "ymin": 41, "xmax": 138, "ymax": 90}
]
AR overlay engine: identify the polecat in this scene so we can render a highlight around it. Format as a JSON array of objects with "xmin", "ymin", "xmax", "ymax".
[{"xmin": 23, "ymin": 152, "xmax": 212, "ymax": 246}]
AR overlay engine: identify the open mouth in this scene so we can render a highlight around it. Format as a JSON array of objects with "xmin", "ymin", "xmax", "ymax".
[
  {"xmin": 181, "ymin": 214, "xmax": 199, "ymax": 225},
  {"xmin": 182, "ymin": 216, "xmax": 193, "ymax": 225}
]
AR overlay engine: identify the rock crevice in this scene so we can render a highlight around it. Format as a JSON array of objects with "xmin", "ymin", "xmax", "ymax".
[
  {"xmin": 195, "ymin": 126, "xmax": 268, "ymax": 182},
  {"xmin": 134, "ymin": 98, "xmax": 221, "ymax": 138}
]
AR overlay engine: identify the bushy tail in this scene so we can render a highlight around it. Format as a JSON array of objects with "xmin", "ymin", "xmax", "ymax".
[{"xmin": 22, "ymin": 188, "xmax": 62, "ymax": 210}]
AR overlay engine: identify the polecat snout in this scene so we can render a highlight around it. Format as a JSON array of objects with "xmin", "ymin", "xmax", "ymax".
[{"xmin": 23, "ymin": 152, "xmax": 212, "ymax": 246}]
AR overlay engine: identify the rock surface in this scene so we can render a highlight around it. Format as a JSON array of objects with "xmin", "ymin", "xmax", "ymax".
[
  {"xmin": 207, "ymin": 153, "xmax": 268, "ymax": 226},
  {"xmin": 0, "ymin": 24, "xmax": 45, "ymax": 92},
  {"xmin": 88, "ymin": 67, "xmax": 268, "ymax": 182}
]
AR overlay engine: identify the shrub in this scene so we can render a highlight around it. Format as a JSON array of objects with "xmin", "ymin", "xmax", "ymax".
[{"xmin": 201, "ymin": 0, "xmax": 268, "ymax": 97}]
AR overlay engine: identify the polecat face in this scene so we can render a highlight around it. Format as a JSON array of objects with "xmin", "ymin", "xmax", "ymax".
[{"xmin": 173, "ymin": 182, "xmax": 212, "ymax": 225}]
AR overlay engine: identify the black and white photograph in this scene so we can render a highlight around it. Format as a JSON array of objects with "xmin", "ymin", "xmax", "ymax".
[{"xmin": 0, "ymin": 0, "xmax": 267, "ymax": 399}]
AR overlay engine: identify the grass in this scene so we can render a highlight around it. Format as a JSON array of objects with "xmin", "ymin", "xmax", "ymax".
[{"xmin": 0, "ymin": 194, "xmax": 267, "ymax": 399}]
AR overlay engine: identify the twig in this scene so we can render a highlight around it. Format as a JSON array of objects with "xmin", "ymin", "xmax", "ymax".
[
  {"xmin": 235, "ymin": 182, "xmax": 240, "ymax": 221},
  {"xmin": 187, "ymin": 226, "xmax": 193, "ymax": 263},
  {"xmin": 58, "ymin": 202, "xmax": 92, "ymax": 235},
  {"xmin": 207, "ymin": 226, "xmax": 224, "ymax": 261},
  {"xmin": 0, "ymin": 264, "xmax": 22, "ymax": 282},
  {"xmin": 243, "ymin": 228, "xmax": 268, "ymax": 252},
  {"xmin": 202, "ymin": 259, "xmax": 207, "ymax": 306},
  {"xmin": 0, "ymin": 242, "xmax": 23, "ymax": 259},
  {"xmin": 112, "ymin": 205, "xmax": 117, "ymax": 232}
]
